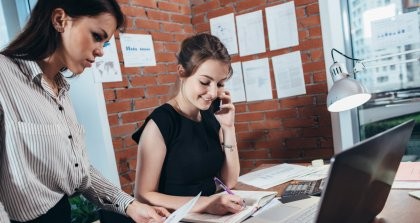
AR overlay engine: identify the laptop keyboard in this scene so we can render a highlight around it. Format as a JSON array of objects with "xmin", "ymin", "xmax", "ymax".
[{"xmin": 283, "ymin": 202, "xmax": 318, "ymax": 223}]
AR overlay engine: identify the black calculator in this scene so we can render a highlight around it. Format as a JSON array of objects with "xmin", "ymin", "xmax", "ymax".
[{"xmin": 279, "ymin": 179, "xmax": 325, "ymax": 203}]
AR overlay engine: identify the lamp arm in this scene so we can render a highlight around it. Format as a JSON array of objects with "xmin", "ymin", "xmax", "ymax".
[
  {"xmin": 359, "ymin": 48, "xmax": 420, "ymax": 63},
  {"xmin": 362, "ymin": 58, "xmax": 419, "ymax": 70},
  {"xmin": 331, "ymin": 48, "xmax": 361, "ymax": 63},
  {"xmin": 354, "ymin": 48, "xmax": 420, "ymax": 73}
]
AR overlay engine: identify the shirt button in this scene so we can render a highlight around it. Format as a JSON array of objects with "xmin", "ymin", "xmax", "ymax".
[
  {"xmin": 68, "ymin": 135, "xmax": 72, "ymax": 139},
  {"xmin": 75, "ymin": 163, "xmax": 79, "ymax": 167},
  {"xmin": 59, "ymin": 106, "xmax": 63, "ymax": 111},
  {"xmin": 115, "ymin": 204, "xmax": 119, "ymax": 208}
]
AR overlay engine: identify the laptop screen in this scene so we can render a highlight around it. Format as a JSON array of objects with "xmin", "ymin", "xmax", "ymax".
[{"xmin": 316, "ymin": 120, "xmax": 415, "ymax": 223}]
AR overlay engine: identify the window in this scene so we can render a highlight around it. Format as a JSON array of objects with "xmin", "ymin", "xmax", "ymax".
[
  {"xmin": 345, "ymin": 0, "xmax": 420, "ymax": 161},
  {"xmin": 0, "ymin": 3, "xmax": 8, "ymax": 48},
  {"xmin": 0, "ymin": 0, "xmax": 34, "ymax": 49}
]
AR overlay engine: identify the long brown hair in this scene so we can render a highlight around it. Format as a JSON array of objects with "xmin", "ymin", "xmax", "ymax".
[{"xmin": 1, "ymin": 0, "xmax": 125, "ymax": 61}]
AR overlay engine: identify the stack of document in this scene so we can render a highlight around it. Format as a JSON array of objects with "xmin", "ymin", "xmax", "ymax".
[
  {"xmin": 238, "ymin": 163, "xmax": 329, "ymax": 189},
  {"xmin": 392, "ymin": 162, "xmax": 420, "ymax": 189}
]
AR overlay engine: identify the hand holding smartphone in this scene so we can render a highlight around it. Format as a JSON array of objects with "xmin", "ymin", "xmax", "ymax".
[{"xmin": 211, "ymin": 98, "xmax": 222, "ymax": 113}]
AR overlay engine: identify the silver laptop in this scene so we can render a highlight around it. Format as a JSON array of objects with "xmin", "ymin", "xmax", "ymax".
[{"xmin": 245, "ymin": 120, "xmax": 415, "ymax": 223}]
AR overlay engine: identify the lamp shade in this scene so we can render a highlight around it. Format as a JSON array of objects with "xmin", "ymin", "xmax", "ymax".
[{"xmin": 327, "ymin": 62, "xmax": 371, "ymax": 112}]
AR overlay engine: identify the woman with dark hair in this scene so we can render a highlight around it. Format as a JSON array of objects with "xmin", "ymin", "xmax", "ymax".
[
  {"xmin": 132, "ymin": 33, "xmax": 243, "ymax": 215},
  {"xmin": 0, "ymin": 0, "xmax": 169, "ymax": 222}
]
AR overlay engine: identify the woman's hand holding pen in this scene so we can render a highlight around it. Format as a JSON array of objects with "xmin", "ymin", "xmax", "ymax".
[
  {"xmin": 198, "ymin": 177, "xmax": 246, "ymax": 215},
  {"xmin": 203, "ymin": 194, "xmax": 246, "ymax": 215}
]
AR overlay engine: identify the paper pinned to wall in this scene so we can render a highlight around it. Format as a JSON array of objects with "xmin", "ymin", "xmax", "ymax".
[
  {"xmin": 120, "ymin": 33, "xmax": 156, "ymax": 67},
  {"xmin": 236, "ymin": 10, "xmax": 266, "ymax": 57},
  {"xmin": 225, "ymin": 62, "xmax": 246, "ymax": 103},
  {"xmin": 92, "ymin": 35, "xmax": 122, "ymax": 83},
  {"xmin": 242, "ymin": 58, "xmax": 273, "ymax": 102},
  {"xmin": 265, "ymin": 1, "xmax": 299, "ymax": 51},
  {"xmin": 272, "ymin": 51, "xmax": 306, "ymax": 99},
  {"xmin": 210, "ymin": 13, "xmax": 239, "ymax": 55}
]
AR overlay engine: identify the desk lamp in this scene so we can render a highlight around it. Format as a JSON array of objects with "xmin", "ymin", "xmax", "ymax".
[{"xmin": 327, "ymin": 48, "xmax": 371, "ymax": 112}]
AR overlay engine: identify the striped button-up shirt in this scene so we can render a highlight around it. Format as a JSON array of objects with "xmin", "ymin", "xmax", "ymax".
[{"xmin": 0, "ymin": 54, "xmax": 134, "ymax": 221}]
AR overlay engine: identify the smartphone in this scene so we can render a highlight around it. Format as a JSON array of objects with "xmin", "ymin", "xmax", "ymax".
[{"xmin": 211, "ymin": 98, "xmax": 222, "ymax": 113}]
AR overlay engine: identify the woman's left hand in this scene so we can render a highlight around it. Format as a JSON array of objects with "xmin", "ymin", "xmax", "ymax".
[{"xmin": 126, "ymin": 200, "xmax": 170, "ymax": 223}]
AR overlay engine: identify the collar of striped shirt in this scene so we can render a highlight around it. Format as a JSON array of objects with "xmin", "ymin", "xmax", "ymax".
[{"xmin": 13, "ymin": 58, "xmax": 70, "ymax": 92}]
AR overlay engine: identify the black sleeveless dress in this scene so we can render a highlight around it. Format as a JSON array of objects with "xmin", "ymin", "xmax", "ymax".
[{"xmin": 132, "ymin": 103, "xmax": 224, "ymax": 196}]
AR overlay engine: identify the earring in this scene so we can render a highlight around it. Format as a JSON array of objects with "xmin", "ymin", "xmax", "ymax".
[{"xmin": 53, "ymin": 23, "xmax": 64, "ymax": 33}]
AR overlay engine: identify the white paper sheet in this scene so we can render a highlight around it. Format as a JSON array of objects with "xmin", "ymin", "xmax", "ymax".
[
  {"xmin": 265, "ymin": 1, "xmax": 299, "ymax": 51},
  {"xmin": 225, "ymin": 62, "xmax": 246, "ymax": 102},
  {"xmin": 120, "ymin": 33, "xmax": 156, "ymax": 67},
  {"xmin": 210, "ymin": 13, "xmax": 239, "ymax": 55},
  {"xmin": 92, "ymin": 35, "xmax": 122, "ymax": 83},
  {"xmin": 236, "ymin": 10, "xmax": 266, "ymax": 57},
  {"xmin": 164, "ymin": 192, "xmax": 201, "ymax": 223},
  {"xmin": 391, "ymin": 181, "xmax": 420, "ymax": 189},
  {"xmin": 293, "ymin": 165, "xmax": 330, "ymax": 181},
  {"xmin": 272, "ymin": 51, "xmax": 306, "ymax": 99},
  {"xmin": 371, "ymin": 11, "xmax": 420, "ymax": 49},
  {"xmin": 242, "ymin": 58, "xmax": 273, "ymax": 102},
  {"xmin": 239, "ymin": 163, "xmax": 317, "ymax": 189}
]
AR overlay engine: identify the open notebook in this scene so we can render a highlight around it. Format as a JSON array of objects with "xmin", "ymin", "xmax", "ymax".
[{"xmin": 182, "ymin": 190, "xmax": 277, "ymax": 223}]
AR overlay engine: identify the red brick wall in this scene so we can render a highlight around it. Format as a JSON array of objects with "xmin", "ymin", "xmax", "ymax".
[{"xmin": 109, "ymin": 0, "xmax": 333, "ymax": 194}]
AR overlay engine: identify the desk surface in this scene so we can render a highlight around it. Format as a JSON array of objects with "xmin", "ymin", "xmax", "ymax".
[
  {"xmin": 377, "ymin": 189, "xmax": 420, "ymax": 223},
  {"xmin": 235, "ymin": 164, "xmax": 420, "ymax": 223}
]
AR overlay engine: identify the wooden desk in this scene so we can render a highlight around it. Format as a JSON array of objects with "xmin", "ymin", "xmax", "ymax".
[
  {"xmin": 235, "ymin": 164, "xmax": 420, "ymax": 223},
  {"xmin": 376, "ymin": 189, "xmax": 420, "ymax": 223}
]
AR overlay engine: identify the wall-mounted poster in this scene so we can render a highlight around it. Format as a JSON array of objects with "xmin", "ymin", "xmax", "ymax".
[
  {"xmin": 236, "ymin": 10, "xmax": 266, "ymax": 57},
  {"xmin": 242, "ymin": 58, "xmax": 272, "ymax": 102},
  {"xmin": 210, "ymin": 13, "xmax": 239, "ymax": 55},
  {"xmin": 272, "ymin": 51, "xmax": 306, "ymax": 99},
  {"xmin": 92, "ymin": 35, "xmax": 122, "ymax": 83},
  {"xmin": 120, "ymin": 33, "xmax": 156, "ymax": 67},
  {"xmin": 225, "ymin": 62, "xmax": 246, "ymax": 102},
  {"xmin": 265, "ymin": 1, "xmax": 299, "ymax": 51}
]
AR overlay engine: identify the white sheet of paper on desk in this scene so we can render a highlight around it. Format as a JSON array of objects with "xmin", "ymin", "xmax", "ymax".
[
  {"xmin": 164, "ymin": 192, "xmax": 201, "ymax": 223},
  {"xmin": 238, "ymin": 164, "xmax": 317, "ymax": 189},
  {"xmin": 293, "ymin": 165, "xmax": 330, "ymax": 181}
]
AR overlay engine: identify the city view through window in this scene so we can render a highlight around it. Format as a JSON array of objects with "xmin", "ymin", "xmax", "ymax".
[{"xmin": 346, "ymin": 0, "xmax": 420, "ymax": 160}]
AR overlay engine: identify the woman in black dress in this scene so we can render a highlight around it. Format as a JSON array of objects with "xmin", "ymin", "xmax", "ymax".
[{"xmin": 132, "ymin": 33, "xmax": 243, "ymax": 215}]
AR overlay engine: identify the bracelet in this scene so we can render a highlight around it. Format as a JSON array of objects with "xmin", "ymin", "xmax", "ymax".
[{"xmin": 221, "ymin": 143, "xmax": 235, "ymax": 152}]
